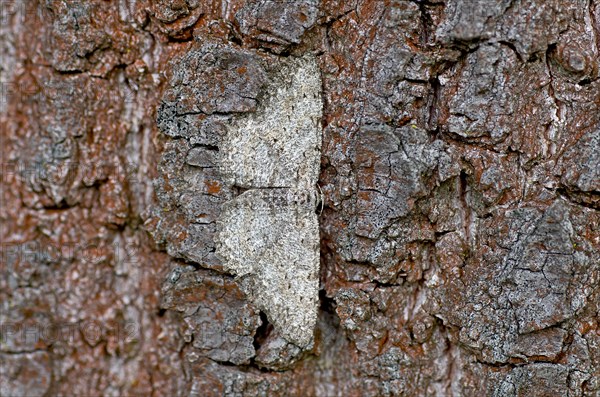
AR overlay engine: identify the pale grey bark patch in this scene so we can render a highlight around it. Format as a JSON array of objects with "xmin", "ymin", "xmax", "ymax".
[{"xmin": 216, "ymin": 55, "xmax": 322, "ymax": 349}]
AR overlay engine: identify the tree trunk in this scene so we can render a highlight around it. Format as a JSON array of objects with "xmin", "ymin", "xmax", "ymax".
[{"xmin": 1, "ymin": 1, "xmax": 599, "ymax": 396}]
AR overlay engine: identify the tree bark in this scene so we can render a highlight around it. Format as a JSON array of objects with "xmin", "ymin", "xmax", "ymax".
[{"xmin": 1, "ymin": 1, "xmax": 599, "ymax": 396}]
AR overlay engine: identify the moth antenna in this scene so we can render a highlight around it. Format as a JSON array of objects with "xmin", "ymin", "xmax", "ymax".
[{"xmin": 316, "ymin": 184, "xmax": 324, "ymax": 216}]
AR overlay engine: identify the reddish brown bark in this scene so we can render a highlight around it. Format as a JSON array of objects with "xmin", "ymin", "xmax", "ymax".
[{"xmin": 1, "ymin": 1, "xmax": 599, "ymax": 396}]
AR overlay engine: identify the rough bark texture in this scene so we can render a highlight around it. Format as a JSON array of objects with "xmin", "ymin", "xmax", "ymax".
[{"xmin": 1, "ymin": 1, "xmax": 599, "ymax": 396}]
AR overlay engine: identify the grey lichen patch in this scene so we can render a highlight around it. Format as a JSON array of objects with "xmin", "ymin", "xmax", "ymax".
[{"xmin": 216, "ymin": 55, "xmax": 322, "ymax": 349}]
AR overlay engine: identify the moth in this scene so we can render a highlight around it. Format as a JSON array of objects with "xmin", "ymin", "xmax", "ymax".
[{"xmin": 216, "ymin": 55, "xmax": 322, "ymax": 349}]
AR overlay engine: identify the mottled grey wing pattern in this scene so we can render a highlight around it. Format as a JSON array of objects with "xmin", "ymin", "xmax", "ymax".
[
  {"xmin": 216, "ymin": 55, "xmax": 322, "ymax": 349},
  {"xmin": 217, "ymin": 188, "xmax": 320, "ymax": 348}
]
